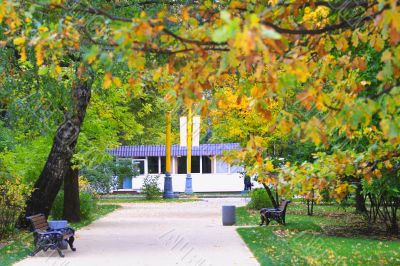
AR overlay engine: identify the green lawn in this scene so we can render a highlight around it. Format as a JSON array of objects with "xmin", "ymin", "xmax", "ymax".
[
  {"xmin": 236, "ymin": 203, "xmax": 400, "ymax": 265},
  {"xmin": 0, "ymin": 203, "xmax": 119, "ymax": 266}
]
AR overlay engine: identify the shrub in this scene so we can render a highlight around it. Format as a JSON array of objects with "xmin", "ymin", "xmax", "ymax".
[
  {"xmin": 79, "ymin": 175, "xmax": 99, "ymax": 199},
  {"xmin": 79, "ymin": 192, "xmax": 95, "ymax": 220},
  {"xmin": 51, "ymin": 191, "xmax": 64, "ymax": 220},
  {"xmin": 0, "ymin": 178, "xmax": 32, "ymax": 239},
  {"xmin": 80, "ymin": 160, "xmax": 139, "ymax": 192},
  {"xmin": 51, "ymin": 191, "xmax": 95, "ymax": 220},
  {"xmin": 247, "ymin": 188, "xmax": 273, "ymax": 210},
  {"xmin": 142, "ymin": 175, "xmax": 161, "ymax": 199}
]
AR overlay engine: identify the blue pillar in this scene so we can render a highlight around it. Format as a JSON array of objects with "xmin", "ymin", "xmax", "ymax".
[
  {"xmin": 163, "ymin": 172, "xmax": 174, "ymax": 198},
  {"xmin": 185, "ymin": 173, "xmax": 193, "ymax": 194}
]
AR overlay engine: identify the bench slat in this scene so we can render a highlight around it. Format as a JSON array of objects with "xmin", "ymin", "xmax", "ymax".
[
  {"xmin": 30, "ymin": 216, "xmax": 46, "ymax": 222},
  {"xmin": 32, "ymin": 219, "xmax": 48, "ymax": 225},
  {"xmin": 33, "ymin": 224, "xmax": 49, "ymax": 230},
  {"xmin": 31, "ymin": 217, "xmax": 47, "ymax": 223},
  {"xmin": 34, "ymin": 226, "xmax": 49, "ymax": 231},
  {"xmin": 32, "ymin": 221, "xmax": 49, "ymax": 230},
  {"xmin": 28, "ymin": 214, "xmax": 44, "ymax": 219},
  {"xmin": 32, "ymin": 221, "xmax": 48, "ymax": 228}
]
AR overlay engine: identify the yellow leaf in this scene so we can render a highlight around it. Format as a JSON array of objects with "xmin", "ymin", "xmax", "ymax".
[
  {"xmin": 381, "ymin": 50, "xmax": 392, "ymax": 62},
  {"xmin": 20, "ymin": 47, "xmax": 27, "ymax": 62},
  {"xmin": 103, "ymin": 72, "xmax": 112, "ymax": 89},
  {"xmin": 55, "ymin": 65, "xmax": 62, "ymax": 75},
  {"xmin": 336, "ymin": 36, "xmax": 348, "ymax": 52},
  {"xmin": 113, "ymin": 77, "xmax": 122, "ymax": 87},
  {"xmin": 38, "ymin": 26, "xmax": 48, "ymax": 33},
  {"xmin": 182, "ymin": 7, "xmax": 189, "ymax": 21},
  {"xmin": 352, "ymin": 31, "xmax": 359, "ymax": 47},
  {"xmin": 265, "ymin": 161, "xmax": 274, "ymax": 172},
  {"xmin": 168, "ymin": 16, "xmax": 178, "ymax": 22},
  {"xmin": 35, "ymin": 44, "xmax": 44, "ymax": 66},
  {"xmin": 373, "ymin": 35, "xmax": 384, "ymax": 52},
  {"xmin": 13, "ymin": 36, "xmax": 25, "ymax": 46}
]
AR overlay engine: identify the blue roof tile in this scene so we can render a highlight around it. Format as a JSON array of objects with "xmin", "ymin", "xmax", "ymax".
[{"xmin": 109, "ymin": 143, "xmax": 240, "ymax": 157}]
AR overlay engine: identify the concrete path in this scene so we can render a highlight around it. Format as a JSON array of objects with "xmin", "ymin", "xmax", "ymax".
[{"xmin": 15, "ymin": 198, "xmax": 259, "ymax": 266}]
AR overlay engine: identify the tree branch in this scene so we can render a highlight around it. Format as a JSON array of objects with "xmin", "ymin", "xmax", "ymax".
[
  {"xmin": 262, "ymin": 7, "xmax": 384, "ymax": 35},
  {"xmin": 368, "ymin": 84, "xmax": 399, "ymax": 99},
  {"xmin": 290, "ymin": 0, "xmax": 372, "ymax": 10},
  {"xmin": 113, "ymin": 0, "xmax": 198, "ymax": 8},
  {"xmin": 71, "ymin": 5, "xmax": 226, "ymax": 46}
]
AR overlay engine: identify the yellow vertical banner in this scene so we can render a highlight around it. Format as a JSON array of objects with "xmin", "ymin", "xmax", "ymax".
[
  {"xmin": 166, "ymin": 111, "xmax": 171, "ymax": 173},
  {"xmin": 187, "ymin": 106, "xmax": 192, "ymax": 174}
]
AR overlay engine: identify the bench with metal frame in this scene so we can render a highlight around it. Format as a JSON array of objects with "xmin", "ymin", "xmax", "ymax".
[
  {"xmin": 259, "ymin": 200, "xmax": 291, "ymax": 226},
  {"xmin": 26, "ymin": 214, "xmax": 76, "ymax": 257}
]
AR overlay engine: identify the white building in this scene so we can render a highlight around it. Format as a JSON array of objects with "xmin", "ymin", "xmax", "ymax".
[{"xmin": 109, "ymin": 143, "xmax": 249, "ymax": 192}]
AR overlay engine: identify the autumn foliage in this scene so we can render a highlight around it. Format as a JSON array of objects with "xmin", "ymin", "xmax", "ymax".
[{"xmin": 1, "ymin": 0, "xmax": 399, "ymax": 232}]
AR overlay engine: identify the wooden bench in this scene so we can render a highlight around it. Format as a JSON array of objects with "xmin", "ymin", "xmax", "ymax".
[
  {"xmin": 259, "ymin": 200, "xmax": 291, "ymax": 226},
  {"xmin": 26, "ymin": 214, "xmax": 76, "ymax": 257}
]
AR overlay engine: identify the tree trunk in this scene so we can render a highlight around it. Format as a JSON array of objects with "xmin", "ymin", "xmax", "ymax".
[
  {"xmin": 307, "ymin": 199, "xmax": 315, "ymax": 216},
  {"xmin": 63, "ymin": 164, "xmax": 81, "ymax": 222},
  {"xmin": 355, "ymin": 182, "xmax": 367, "ymax": 213},
  {"xmin": 262, "ymin": 183, "xmax": 278, "ymax": 208},
  {"xmin": 389, "ymin": 206, "xmax": 399, "ymax": 235},
  {"xmin": 21, "ymin": 80, "xmax": 91, "ymax": 226}
]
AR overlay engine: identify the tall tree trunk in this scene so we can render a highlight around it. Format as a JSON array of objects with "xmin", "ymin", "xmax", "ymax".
[
  {"xmin": 21, "ymin": 80, "xmax": 91, "ymax": 226},
  {"xmin": 262, "ymin": 183, "xmax": 278, "ymax": 208},
  {"xmin": 63, "ymin": 164, "xmax": 81, "ymax": 222},
  {"xmin": 355, "ymin": 182, "xmax": 367, "ymax": 213}
]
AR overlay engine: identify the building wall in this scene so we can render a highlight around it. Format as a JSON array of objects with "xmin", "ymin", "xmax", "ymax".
[
  {"xmin": 118, "ymin": 155, "xmax": 254, "ymax": 192},
  {"xmin": 123, "ymin": 173, "xmax": 263, "ymax": 193}
]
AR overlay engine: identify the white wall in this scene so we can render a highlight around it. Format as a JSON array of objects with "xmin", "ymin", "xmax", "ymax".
[{"xmin": 128, "ymin": 173, "xmax": 264, "ymax": 193}]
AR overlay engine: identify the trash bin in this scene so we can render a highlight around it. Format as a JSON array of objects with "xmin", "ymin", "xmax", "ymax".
[{"xmin": 222, "ymin": 205, "xmax": 236, "ymax": 226}]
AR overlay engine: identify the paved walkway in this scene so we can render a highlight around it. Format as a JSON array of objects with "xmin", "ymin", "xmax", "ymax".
[{"xmin": 15, "ymin": 198, "xmax": 259, "ymax": 266}]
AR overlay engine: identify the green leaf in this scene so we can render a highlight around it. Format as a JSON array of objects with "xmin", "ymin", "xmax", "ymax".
[
  {"xmin": 380, "ymin": 119, "xmax": 399, "ymax": 139},
  {"xmin": 261, "ymin": 27, "xmax": 281, "ymax": 40},
  {"xmin": 220, "ymin": 10, "xmax": 231, "ymax": 23},
  {"xmin": 212, "ymin": 26, "xmax": 231, "ymax": 42},
  {"xmin": 382, "ymin": 62, "xmax": 393, "ymax": 80}
]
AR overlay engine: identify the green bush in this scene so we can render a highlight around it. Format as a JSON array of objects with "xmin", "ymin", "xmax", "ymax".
[
  {"xmin": 80, "ymin": 192, "xmax": 95, "ymax": 220},
  {"xmin": 51, "ymin": 191, "xmax": 64, "ymax": 220},
  {"xmin": 51, "ymin": 191, "xmax": 95, "ymax": 220},
  {"xmin": 247, "ymin": 188, "xmax": 273, "ymax": 210},
  {"xmin": 141, "ymin": 175, "xmax": 161, "ymax": 199},
  {"xmin": 80, "ymin": 159, "xmax": 139, "ymax": 193},
  {"xmin": 0, "ymin": 178, "xmax": 32, "ymax": 239}
]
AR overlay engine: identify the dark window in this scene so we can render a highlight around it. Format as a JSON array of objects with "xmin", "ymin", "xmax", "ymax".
[
  {"xmin": 202, "ymin": 156, "xmax": 212, "ymax": 173},
  {"xmin": 160, "ymin": 156, "xmax": 166, "ymax": 173},
  {"xmin": 178, "ymin": 156, "xmax": 201, "ymax": 173},
  {"xmin": 148, "ymin": 157, "xmax": 159, "ymax": 174},
  {"xmin": 191, "ymin": 156, "xmax": 200, "ymax": 173},
  {"xmin": 133, "ymin": 160, "xmax": 145, "ymax": 175},
  {"xmin": 178, "ymin": 156, "xmax": 187, "ymax": 174}
]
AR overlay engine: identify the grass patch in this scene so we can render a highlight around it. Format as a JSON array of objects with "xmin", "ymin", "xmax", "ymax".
[
  {"xmin": 236, "ymin": 203, "xmax": 400, "ymax": 265},
  {"xmin": 0, "ymin": 233, "xmax": 32, "ymax": 266},
  {"xmin": 0, "ymin": 203, "xmax": 119, "ymax": 266}
]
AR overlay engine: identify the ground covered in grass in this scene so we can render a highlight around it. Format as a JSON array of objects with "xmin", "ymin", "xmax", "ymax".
[
  {"xmin": 0, "ymin": 203, "xmax": 119, "ymax": 266},
  {"xmin": 236, "ymin": 202, "xmax": 400, "ymax": 265}
]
